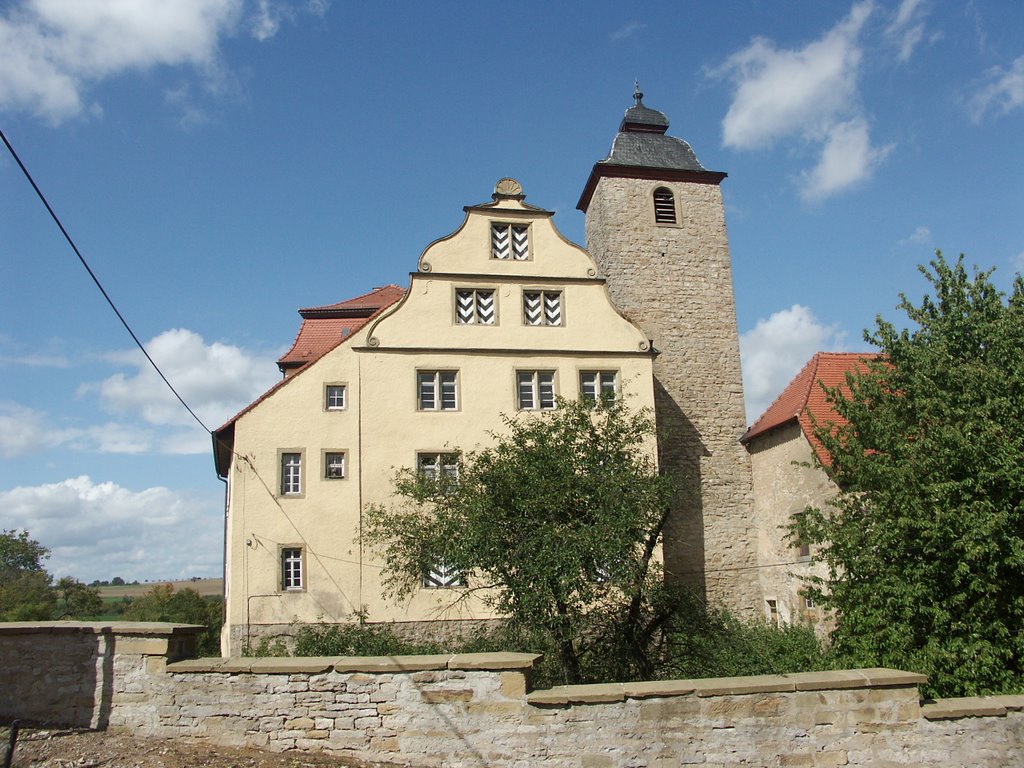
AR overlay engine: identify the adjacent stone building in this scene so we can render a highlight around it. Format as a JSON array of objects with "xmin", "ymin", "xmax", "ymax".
[
  {"xmin": 741, "ymin": 351, "xmax": 877, "ymax": 630},
  {"xmin": 214, "ymin": 93, "xmax": 765, "ymax": 652}
]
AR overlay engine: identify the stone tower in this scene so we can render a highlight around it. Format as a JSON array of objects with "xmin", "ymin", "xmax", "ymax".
[{"xmin": 578, "ymin": 90, "xmax": 759, "ymax": 614}]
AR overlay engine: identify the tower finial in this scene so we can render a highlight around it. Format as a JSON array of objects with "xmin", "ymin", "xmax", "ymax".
[{"xmin": 633, "ymin": 80, "xmax": 643, "ymax": 106}]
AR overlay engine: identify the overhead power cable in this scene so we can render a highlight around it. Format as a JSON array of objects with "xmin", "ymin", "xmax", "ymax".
[{"xmin": 1, "ymin": 127, "xmax": 210, "ymax": 434}]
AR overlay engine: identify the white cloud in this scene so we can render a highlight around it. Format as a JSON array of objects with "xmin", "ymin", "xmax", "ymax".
[
  {"xmin": 900, "ymin": 225, "xmax": 932, "ymax": 246},
  {"xmin": 0, "ymin": 476, "xmax": 222, "ymax": 582},
  {"xmin": 0, "ymin": 401, "xmax": 155, "ymax": 456},
  {"xmin": 970, "ymin": 55, "xmax": 1024, "ymax": 123},
  {"xmin": 713, "ymin": 2, "xmax": 892, "ymax": 201},
  {"xmin": 0, "ymin": 0, "xmax": 329, "ymax": 123},
  {"xmin": 610, "ymin": 22, "xmax": 646, "ymax": 42},
  {"xmin": 88, "ymin": 328, "xmax": 278, "ymax": 452},
  {"xmin": 800, "ymin": 118, "xmax": 894, "ymax": 201},
  {"xmin": 740, "ymin": 305, "xmax": 849, "ymax": 424},
  {"xmin": 886, "ymin": 0, "xmax": 929, "ymax": 63}
]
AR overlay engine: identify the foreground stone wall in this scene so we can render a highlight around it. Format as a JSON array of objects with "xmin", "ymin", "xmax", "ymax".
[{"xmin": 2, "ymin": 622, "xmax": 1022, "ymax": 767}]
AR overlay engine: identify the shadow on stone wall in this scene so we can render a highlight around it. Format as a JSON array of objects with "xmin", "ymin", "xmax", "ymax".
[{"xmin": 653, "ymin": 377, "xmax": 708, "ymax": 597}]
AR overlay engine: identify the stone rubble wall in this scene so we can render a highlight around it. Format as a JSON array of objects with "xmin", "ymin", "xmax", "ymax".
[
  {"xmin": 584, "ymin": 176, "xmax": 760, "ymax": 616},
  {"xmin": 2, "ymin": 622, "xmax": 1022, "ymax": 767}
]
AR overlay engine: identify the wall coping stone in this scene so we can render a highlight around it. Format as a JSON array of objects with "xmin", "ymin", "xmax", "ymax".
[
  {"xmin": 166, "ymin": 652, "xmax": 542, "ymax": 675},
  {"xmin": 526, "ymin": 668, "xmax": 928, "ymax": 707},
  {"xmin": 922, "ymin": 695, "xmax": 1024, "ymax": 720},
  {"xmin": 0, "ymin": 621, "xmax": 202, "ymax": 636}
]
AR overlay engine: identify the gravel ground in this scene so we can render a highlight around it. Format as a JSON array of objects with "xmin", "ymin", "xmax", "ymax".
[{"xmin": 3, "ymin": 726, "xmax": 399, "ymax": 768}]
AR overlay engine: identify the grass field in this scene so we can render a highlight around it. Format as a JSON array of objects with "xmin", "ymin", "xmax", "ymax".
[{"xmin": 97, "ymin": 578, "xmax": 223, "ymax": 599}]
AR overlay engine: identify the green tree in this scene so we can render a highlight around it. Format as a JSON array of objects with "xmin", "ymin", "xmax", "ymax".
[
  {"xmin": 0, "ymin": 529, "xmax": 56, "ymax": 620},
  {"xmin": 794, "ymin": 254, "xmax": 1024, "ymax": 697},
  {"xmin": 364, "ymin": 396, "xmax": 677, "ymax": 684},
  {"xmin": 123, "ymin": 584, "xmax": 223, "ymax": 656},
  {"xmin": 55, "ymin": 576, "xmax": 105, "ymax": 618}
]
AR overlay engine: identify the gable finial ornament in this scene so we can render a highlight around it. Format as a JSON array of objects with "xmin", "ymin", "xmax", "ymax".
[
  {"xmin": 493, "ymin": 177, "xmax": 524, "ymax": 200},
  {"xmin": 633, "ymin": 79, "xmax": 643, "ymax": 106}
]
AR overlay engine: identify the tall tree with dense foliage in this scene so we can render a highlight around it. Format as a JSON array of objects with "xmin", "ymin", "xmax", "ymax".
[
  {"xmin": 794, "ymin": 254, "xmax": 1024, "ymax": 697},
  {"xmin": 55, "ymin": 576, "xmax": 105, "ymax": 618},
  {"xmin": 0, "ymin": 529, "xmax": 57, "ymax": 620},
  {"xmin": 364, "ymin": 397, "xmax": 677, "ymax": 684}
]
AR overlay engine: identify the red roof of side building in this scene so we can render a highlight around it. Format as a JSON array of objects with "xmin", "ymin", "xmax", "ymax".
[
  {"xmin": 740, "ymin": 352, "xmax": 879, "ymax": 467},
  {"xmin": 277, "ymin": 284, "xmax": 405, "ymax": 371},
  {"xmin": 212, "ymin": 285, "xmax": 405, "ymax": 476}
]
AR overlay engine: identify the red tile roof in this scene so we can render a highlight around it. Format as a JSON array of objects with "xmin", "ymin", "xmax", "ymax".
[
  {"xmin": 277, "ymin": 285, "xmax": 405, "ymax": 370},
  {"xmin": 212, "ymin": 285, "xmax": 405, "ymax": 475},
  {"xmin": 741, "ymin": 352, "xmax": 879, "ymax": 466}
]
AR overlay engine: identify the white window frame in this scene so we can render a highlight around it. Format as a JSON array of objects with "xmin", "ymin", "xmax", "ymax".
[
  {"xmin": 522, "ymin": 289, "xmax": 563, "ymax": 327},
  {"xmin": 279, "ymin": 451, "xmax": 303, "ymax": 496},
  {"xmin": 417, "ymin": 370, "xmax": 459, "ymax": 411},
  {"xmin": 417, "ymin": 452, "xmax": 459, "ymax": 482},
  {"xmin": 516, "ymin": 370, "xmax": 557, "ymax": 411},
  {"xmin": 281, "ymin": 547, "xmax": 304, "ymax": 591},
  {"xmin": 455, "ymin": 288, "xmax": 497, "ymax": 325},
  {"xmin": 490, "ymin": 222, "xmax": 530, "ymax": 261},
  {"xmin": 325, "ymin": 384, "xmax": 347, "ymax": 411},
  {"xmin": 579, "ymin": 370, "xmax": 618, "ymax": 403},
  {"xmin": 323, "ymin": 451, "xmax": 346, "ymax": 480}
]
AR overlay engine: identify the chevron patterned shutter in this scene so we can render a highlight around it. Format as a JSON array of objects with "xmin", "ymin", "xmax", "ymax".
[
  {"xmin": 491, "ymin": 223, "xmax": 510, "ymax": 259},
  {"xmin": 423, "ymin": 559, "xmax": 464, "ymax": 588},
  {"xmin": 492, "ymin": 223, "xmax": 529, "ymax": 260},
  {"xmin": 511, "ymin": 226, "xmax": 529, "ymax": 260},
  {"xmin": 543, "ymin": 292, "xmax": 561, "ymax": 325},
  {"xmin": 523, "ymin": 291, "xmax": 541, "ymax": 325},
  {"xmin": 475, "ymin": 290, "xmax": 495, "ymax": 324},
  {"xmin": 455, "ymin": 290, "xmax": 475, "ymax": 324}
]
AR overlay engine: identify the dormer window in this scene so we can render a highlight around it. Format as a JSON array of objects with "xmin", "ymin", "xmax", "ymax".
[
  {"xmin": 491, "ymin": 223, "xmax": 529, "ymax": 260},
  {"xmin": 653, "ymin": 187, "xmax": 676, "ymax": 224}
]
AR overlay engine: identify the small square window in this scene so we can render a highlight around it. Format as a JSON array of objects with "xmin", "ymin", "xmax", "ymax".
[
  {"xmin": 418, "ymin": 371, "xmax": 458, "ymax": 411},
  {"xmin": 491, "ymin": 223, "xmax": 529, "ymax": 260},
  {"xmin": 455, "ymin": 289, "xmax": 496, "ymax": 325},
  {"xmin": 280, "ymin": 453, "xmax": 302, "ymax": 496},
  {"xmin": 282, "ymin": 548, "xmax": 303, "ymax": 591},
  {"xmin": 579, "ymin": 371, "xmax": 617, "ymax": 403},
  {"xmin": 517, "ymin": 371, "xmax": 556, "ymax": 411},
  {"xmin": 325, "ymin": 385, "xmax": 346, "ymax": 410},
  {"xmin": 523, "ymin": 290, "xmax": 562, "ymax": 326},
  {"xmin": 324, "ymin": 452, "xmax": 346, "ymax": 479}
]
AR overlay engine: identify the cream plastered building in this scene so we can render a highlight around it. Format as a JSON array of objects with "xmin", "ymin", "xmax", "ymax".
[
  {"xmin": 214, "ymin": 178, "xmax": 658, "ymax": 653},
  {"xmin": 741, "ymin": 352, "xmax": 877, "ymax": 634}
]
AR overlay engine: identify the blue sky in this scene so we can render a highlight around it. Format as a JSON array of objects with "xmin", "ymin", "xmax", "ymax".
[{"xmin": 2, "ymin": 0, "xmax": 1022, "ymax": 583}]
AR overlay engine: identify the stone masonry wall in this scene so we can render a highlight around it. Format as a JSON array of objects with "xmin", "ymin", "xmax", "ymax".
[
  {"xmin": 3, "ymin": 622, "xmax": 1023, "ymax": 767},
  {"xmin": 585, "ymin": 176, "xmax": 760, "ymax": 615}
]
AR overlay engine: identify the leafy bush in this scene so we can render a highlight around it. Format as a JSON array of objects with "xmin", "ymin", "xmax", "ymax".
[{"xmin": 122, "ymin": 584, "xmax": 223, "ymax": 656}]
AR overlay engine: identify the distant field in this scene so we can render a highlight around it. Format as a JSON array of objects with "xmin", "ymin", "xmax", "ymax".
[{"xmin": 97, "ymin": 578, "xmax": 223, "ymax": 598}]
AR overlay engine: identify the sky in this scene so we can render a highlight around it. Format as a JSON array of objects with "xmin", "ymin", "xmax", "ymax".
[{"xmin": 1, "ymin": 0, "xmax": 1022, "ymax": 584}]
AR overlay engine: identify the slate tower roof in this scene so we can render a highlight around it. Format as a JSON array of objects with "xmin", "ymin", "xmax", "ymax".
[{"xmin": 577, "ymin": 86, "xmax": 725, "ymax": 211}]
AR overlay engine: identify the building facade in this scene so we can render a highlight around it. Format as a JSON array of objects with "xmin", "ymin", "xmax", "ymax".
[
  {"xmin": 214, "ymin": 94, "xmax": 772, "ymax": 652},
  {"xmin": 214, "ymin": 178, "xmax": 659, "ymax": 653}
]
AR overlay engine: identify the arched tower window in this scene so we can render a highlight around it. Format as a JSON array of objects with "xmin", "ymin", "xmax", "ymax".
[{"xmin": 653, "ymin": 187, "xmax": 676, "ymax": 224}]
